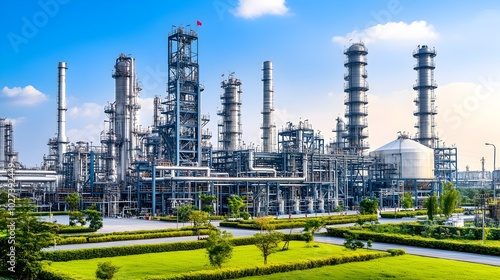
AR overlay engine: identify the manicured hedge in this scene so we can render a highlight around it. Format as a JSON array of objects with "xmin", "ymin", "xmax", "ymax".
[
  {"xmin": 42, "ymin": 234, "xmax": 305, "ymax": 262},
  {"xmin": 56, "ymin": 225, "xmax": 95, "ymax": 234},
  {"xmin": 144, "ymin": 252, "xmax": 389, "ymax": 280},
  {"xmin": 380, "ymin": 208, "xmax": 464, "ymax": 219},
  {"xmin": 158, "ymin": 215, "xmax": 226, "ymax": 222},
  {"xmin": 31, "ymin": 211, "xmax": 71, "ymax": 216},
  {"xmin": 220, "ymin": 215, "xmax": 378, "ymax": 230},
  {"xmin": 326, "ymin": 227, "xmax": 500, "ymax": 256}
]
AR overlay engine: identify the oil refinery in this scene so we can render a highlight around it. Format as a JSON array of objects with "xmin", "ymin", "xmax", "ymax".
[{"xmin": 1, "ymin": 26, "xmax": 460, "ymax": 217}]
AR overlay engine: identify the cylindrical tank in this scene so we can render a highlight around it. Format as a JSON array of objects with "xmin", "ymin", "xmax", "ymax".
[
  {"xmin": 413, "ymin": 45, "xmax": 437, "ymax": 148},
  {"xmin": 318, "ymin": 199, "xmax": 325, "ymax": 213},
  {"xmin": 262, "ymin": 61, "xmax": 275, "ymax": 152},
  {"xmin": 278, "ymin": 198, "xmax": 284, "ymax": 215},
  {"xmin": 343, "ymin": 43, "xmax": 369, "ymax": 155},
  {"xmin": 293, "ymin": 199, "xmax": 300, "ymax": 214},
  {"xmin": 307, "ymin": 198, "xmax": 314, "ymax": 213},
  {"xmin": 370, "ymin": 138, "xmax": 434, "ymax": 179}
]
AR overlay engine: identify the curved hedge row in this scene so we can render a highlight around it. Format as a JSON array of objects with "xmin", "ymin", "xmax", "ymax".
[
  {"xmin": 220, "ymin": 215, "xmax": 377, "ymax": 230},
  {"xmin": 42, "ymin": 234, "xmax": 306, "ymax": 262},
  {"xmin": 326, "ymin": 227, "xmax": 500, "ymax": 256},
  {"xmin": 56, "ymin": 230, "xmax": 214, "ymax": 245},
  {"xmin": 380, "ymin": 208, "xmax": 464, "ymax": 219},
  {"xmin": 144, "ymin": 252, "xmax": 390, "ymax": 280}
]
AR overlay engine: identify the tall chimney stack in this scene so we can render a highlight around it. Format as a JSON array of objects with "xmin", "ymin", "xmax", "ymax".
[{"xmin": 57, "ymin": 62, "xmax": 68, "ymax": 168}]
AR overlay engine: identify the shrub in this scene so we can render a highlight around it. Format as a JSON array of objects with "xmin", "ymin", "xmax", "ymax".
[
  {"xmin": 96, "ymin": 261, "xmax": 120, "ymax": 280},
  {"xmin": 387, "ymin": 249, "xmax": 406, "ymax": 256}
]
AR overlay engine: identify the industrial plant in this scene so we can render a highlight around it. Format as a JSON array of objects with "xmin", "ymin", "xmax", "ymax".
[{"xmin": 1, "ymin": 26, "xmax": 463, "ymax": 217}]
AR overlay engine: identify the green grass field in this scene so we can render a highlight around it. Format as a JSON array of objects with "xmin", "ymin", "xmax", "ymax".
[
  {"xmin": 43, "ymin": 241, "xmax": 369, "ymax": 280},
  {"xmin": 239, "ymin": 254, "xmax": 500, "ymax": 280}
]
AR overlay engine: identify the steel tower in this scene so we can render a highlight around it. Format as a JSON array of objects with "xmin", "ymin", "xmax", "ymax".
[
  {"xmin": 261, "ymin": 61, "xmax": 276, "ymax": 152},
  {"xmin": 161, "ymin": 26, "xmax": 202, "ymax": 165},
  {"xmin": 413, "ymin": 45, "xmax": 437, "ymax": 148},
  {"xmin": 343, "ymin": 43, "xmax": 369, "ymax": 155},
  {"xmin": 218, "ymin": 73, "xmax": 242, "ymax": 151}
]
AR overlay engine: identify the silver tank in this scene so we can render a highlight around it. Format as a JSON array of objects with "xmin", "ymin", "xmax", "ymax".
[
  {"xmin": 261, "ymin": 61, "xmax": 275, "ymax": 152},
  {"xmin": 343, "ymin": 43, "xmax": 369, "ymax": 155},
  {"xmin": 219, "ymin": 74, "xmax": 242, "ymax": 151},
  {"xmin": 413, "ymin": 45, "xmax": 437, "ymax": 148}
]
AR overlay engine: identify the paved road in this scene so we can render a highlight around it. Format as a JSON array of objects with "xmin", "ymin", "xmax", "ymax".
[{"xmin": 44, "ymin": 217, "xmax": 500, "ymax": 267}]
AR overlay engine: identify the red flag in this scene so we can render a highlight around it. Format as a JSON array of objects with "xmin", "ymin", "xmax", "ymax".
[{"xmin": 196, "ymin": 20, "xmax": 202, "ymax": 26}]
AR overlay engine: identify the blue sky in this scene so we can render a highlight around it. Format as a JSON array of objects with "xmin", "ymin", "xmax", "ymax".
[{"xmin": 1, "ymin": 0, "xmax": 500, "ymax": 171}]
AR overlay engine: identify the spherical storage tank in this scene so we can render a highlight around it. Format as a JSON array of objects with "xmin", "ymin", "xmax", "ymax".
[{"xmin": 370, "ymin": 138, "xmax": 434, "ymax": 179}]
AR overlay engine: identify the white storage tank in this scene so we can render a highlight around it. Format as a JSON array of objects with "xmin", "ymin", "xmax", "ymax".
[{"xmin": 370, "ymin": 137, "xmax": 434, "ymax": 179}]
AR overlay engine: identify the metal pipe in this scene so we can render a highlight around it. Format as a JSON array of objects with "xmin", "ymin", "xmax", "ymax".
[
  {"xmin": 0, "ymin": 176, "xmax": 57, "ymax": 182},
  {"xmin": 57, "ymin": 62, "xmax": 68, "ymax": 168},
  {"xmin": 248, "ymin": 150, "xmax": 276, "ymax": 176}
]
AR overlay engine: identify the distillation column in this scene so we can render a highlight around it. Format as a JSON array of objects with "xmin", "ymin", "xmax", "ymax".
[
  {"xmin": 112, "ymin": 54, "xmax": 140, "ymax": 183},
  {"xmin": 261, "ymin": 61, "xmax": 275, "ymax": 152},
  {"xmin": 218, "ymin": 74, "xmax": 242, "ymax": 151},
  {"xmin": 57, "ymin": 62, "xmax": 68, "ymax": 169},
  {"xmin": 343, "ymin": 43, "xmax": 369, "ymax": 155},
  {"xmin": 413, "ymin": 45, "xmax": 437, "ymax": 148},
  {"xmin": 332, "ymin": 117, "xmax": 346, "ymax": 154}
]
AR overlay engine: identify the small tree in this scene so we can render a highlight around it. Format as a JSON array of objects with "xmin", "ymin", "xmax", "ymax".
[
  {"xmin": 254, "ymin": 215, "xmax": 275, "ymax": 232},
  {"xmin": 189, "ymin": 210, "xmax": 209, "ymax": 239},
  {"xmin": 440, "ymin": 182, "xmax": 460, "ymax": 218},
  {"xmin": 199, "ymin": 193, "xmax": 217, "ymax": 214},
  {"xmin": 96, "ymin": 261, "xmax": 120, "ymax": 280},
  {"xmin": 227, "ymin": 195, "xmax": 245, "ymax": 218},
  {"xmin": 69, "ymin": 211, "xmax": 86, "ymax": 226},
  {"xmin": 84, "ymin": 209, "xmax": 103, "ymax": 231},
  {"xmin": 65, "ymin": 192, "xmax": 81, "ymax": 211},
  {"xmin": 401, "ymin": 192, "xmax": 414, "ymax": 209},
  {"xmin": 176, "ymin": 204, "xmax": 194, "ymax": 225},
  {"xmin": 302, "ymin": 219, "xmax": 324, "ymax": 246},
  {"xmin": 206, "ymin": 230, "xmax": 234, "ymax": 268},
  {"xmin": 0, "ymin": 194, "xmax": 53, "ymax": 279},
  {"xmin": 359, "ymin": 198, "xmax": 378, "ymax": 215},
  {"xmin": 254, "ymin": 231, "xmax": 284, "ymax": 264},
  {"xmin": 343, "ymin": 233, "xmax": 365, "ymax": 250},
  {"xmin": 424, "ymin": 193, "xmax": 438, "ymax": 221}
]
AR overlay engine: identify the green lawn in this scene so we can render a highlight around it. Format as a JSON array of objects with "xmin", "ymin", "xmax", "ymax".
[
  {"xmin": 239, "ymin": 254, "xmax": 500, "ymax": 280},
  {"xmin": 43, "ymin": 241, "xmax": 370, "ymax": 280}
]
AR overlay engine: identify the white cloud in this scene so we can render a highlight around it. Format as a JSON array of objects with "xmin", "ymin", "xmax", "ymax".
[
  {"xmin": 232, "ymin": 0, "xmax": 289, "ymax": 19},
  {"xmin": 68, "ymin": 103, "xmax": 104, "ymax": 119},
  {"xmin": 1, "ymin": 85, "xmax": 47, "ymax": 106},
  {"xmin": 332, "ymin": 20, "xmax": 439, "ymax": 46}
]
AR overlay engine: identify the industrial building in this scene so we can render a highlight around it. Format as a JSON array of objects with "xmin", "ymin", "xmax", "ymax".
[{"xmin": 1, "ymin": 27, "xmax": 461, "ymax": 217}]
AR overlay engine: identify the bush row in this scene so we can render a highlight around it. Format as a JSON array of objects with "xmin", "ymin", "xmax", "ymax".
[
  {"xmin": 60, "ymin": 226, "xmax": 200, "ymax": 238},
  {"xmin": 365, "ymin": 222, "xmax": 498, "ymax": 241},
  {"xmin": 42, "ymin": 234, "xmax": 305, "ymax": 262},
  {"xmin": 158, "ymin": 215, "xmax": 226, "ymax": 222},
  {"xmin": 380, "ymin": 208, "xmax": 464, "ymax": 219},
  {"xmin": 31, "ymin": 211, "xmax": 71, "ymax": 216},
  {"xmin": 56, "ymin": 229, "xmax": 215, "ymax": 245},
  {"xmin": 144, "ymin": 252, "xmax": 390, "ymax": 280},
  {"xmin": 56, "ymin": 225, "xmax": 95, "ymax": 234},
  {"xmin": 220, "ymin": 215, "xmax": 377, "ymax": 230},
  {"xmin": 326, "ymin": 227, "xmax": 500, "ymax": 256}
]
